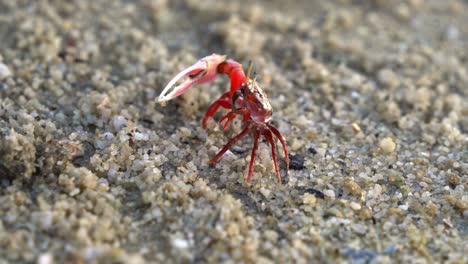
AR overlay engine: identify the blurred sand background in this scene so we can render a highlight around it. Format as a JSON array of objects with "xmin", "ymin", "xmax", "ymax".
[{"xmin": 0, "ymin": 0, "xmax": 467, "ymax": 263}]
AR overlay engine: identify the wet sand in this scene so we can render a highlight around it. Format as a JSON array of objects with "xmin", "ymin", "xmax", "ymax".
[{"xmin": 0, "ymin": 0, "xmax": 467, "ymax": 263}]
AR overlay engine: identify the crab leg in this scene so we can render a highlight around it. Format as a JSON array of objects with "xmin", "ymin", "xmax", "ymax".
[
  {"xmin": 219, "ymin": 108, "xmax": 250, "ymax": 130},
  {"xmin": 209, "ymin": 123, "xmax": 251, "ymax": 164},
  {"xmin": 202, "ymin": 92, "xmax": 232, "ymax": 128},
  {"xmin": 263, "ymin": 130, "xmax": 281, "ymax": 183},
  {"xmin": 246, "ymin": 130, "xmax": 261, "ymax": 182},
  {"xmin": 267, "ymin": 124, "xmax": 289, "ymax": 169}
]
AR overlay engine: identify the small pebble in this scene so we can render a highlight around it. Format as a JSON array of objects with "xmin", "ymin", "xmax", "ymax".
[
  {"xmin": 112, "ymin": 115, "xmax": 128, "ymax": 131},
  {"xmin": 260, "ymin": 187, "xmax": 271, "ymax": 198},
  {"xmin": 316, "ymin": 148, "xmax": 327, "ymax": 157},
  {"xmin": 134, "ymin": 132, "xmax": 149, "ymax": 141},
  {"xmin": 342, "ymin": 248, "xmax": 377, "ymax": 261},
  {"xmin": 379, "ymin": 137, "xmax": 396, "ymax": 154},
  {"xmin": 351, "ymin": 122, "xmax": 361, "ymax": 133},
  {"xmin": 37, "ymin": 254, "xmax": 54, "ymax": 264},
  {"xmin": 308, "ymin": 147, "xmax": 317, "ymax": 155},
  {"xmin": 350, "ymin": 202, "xmax": 361, "ymax": 211},
  {"xmin": 377, "ymin": 68, "xmax": 399, "ymax": 88},
  {"xmin": 172, "ymin": 238, "xmax": 190, "ymax": 249},
  {"xmin": 303, "ymin": 193, "xmax": 317, "ymax": 206},
  {"xmin": 324, "ymin": 190, "xmax": 335, "ymax": 199},
  {"xmin": 305, "ymin": 188, "xmax": 325, "ymax": 199},
  {"xmin": 289, "ymin": 154, "xmax": 305, "ymax": 170},
  {"xmin": 0, "ymin": 63, "xmax": 12, "ymax": 80},
  {"xmin": 398, "ymin": 204, "xmax": 409, "ymax": 211}
]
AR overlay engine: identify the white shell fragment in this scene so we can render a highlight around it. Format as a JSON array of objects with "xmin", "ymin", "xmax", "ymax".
[{"xmin": 0, "ymin": 63, "xmax": 12, "ymax": 80}]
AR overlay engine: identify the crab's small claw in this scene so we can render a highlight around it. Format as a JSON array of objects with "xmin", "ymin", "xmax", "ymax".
[{"xmin": 158, "ymin": 54, "xmax": 227, "ymax": 102}]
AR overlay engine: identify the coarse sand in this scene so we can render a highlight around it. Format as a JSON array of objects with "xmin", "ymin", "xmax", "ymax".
[{"xmin": 0, "ymin": 0, "xmax": 467, "ymax": 263}]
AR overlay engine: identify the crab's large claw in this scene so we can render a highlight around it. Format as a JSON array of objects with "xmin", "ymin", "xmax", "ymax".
[{"xmin": 158, "ymin": 54, "xmax": 227, "ymax": 102}]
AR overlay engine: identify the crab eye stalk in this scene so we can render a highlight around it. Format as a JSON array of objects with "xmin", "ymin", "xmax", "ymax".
[{"xmin": 246, "ymin": 60, "xmax": 254, "ymax": 80}]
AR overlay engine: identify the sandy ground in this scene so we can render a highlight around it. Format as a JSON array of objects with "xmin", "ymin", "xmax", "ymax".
[{"xmin": 0, "ymin": 0, "xmax": 467, "ymax": 263}]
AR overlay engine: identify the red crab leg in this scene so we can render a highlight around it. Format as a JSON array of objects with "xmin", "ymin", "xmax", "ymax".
[
  {"xmin": 263, "ymin": 130, "xmax": 281, "ymax": 183},
  {"xmin": 219, "ymin": 108, "xmax": 250, "ymax": 130},
  {"xmin": 246, "ymin": 130, "xmax": 261, "ymax": 182},
  {"xmin": 202, "ymin": 92, "xmax": 232, "ymax": 128},
  {"xmin": 209, "ymin": 123, "xmax": 251, "ymax": 164},
  {"xmin": 266, "ymin": 124, "xmax": 289, "ymax": 169}
]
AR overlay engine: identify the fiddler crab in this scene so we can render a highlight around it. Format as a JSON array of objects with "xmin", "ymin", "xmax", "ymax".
[{"xmin": 158, "ymin": 54, "xmax": 289, "ymax": 183}]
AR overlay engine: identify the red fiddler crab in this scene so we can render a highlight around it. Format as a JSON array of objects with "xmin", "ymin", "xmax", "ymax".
[{"xmin": 158, "ymin": 54, "xmax": 289, "ymax": 182}]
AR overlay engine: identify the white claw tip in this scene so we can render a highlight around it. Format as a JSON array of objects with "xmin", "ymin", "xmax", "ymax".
[
  {"xmin": 157, "ymin": 94, "xmax": 170, "ymax": 103},
  {"xmin": 158, "ymin": 99, "xmax": 168, "ymax": 106}
]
